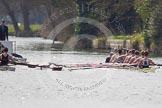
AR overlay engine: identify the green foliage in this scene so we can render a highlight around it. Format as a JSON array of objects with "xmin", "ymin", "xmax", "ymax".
[
  {"xmin": 8, "ymin": 25, "xmax": 15, "ymax": 34},
  {"xmin": 108, "ymin": 35, "xmax": 131, "ymax": 40},
  {"xmin": 148, "ymin": 1, "xmax": 162, "ymax": 54},
  {"xmin": 130, "ymin": 33, "xmax": 144, "ymax": 50},
  {"xmin": 8, "ymin": 24, "xmax": 42, "ymax": 33},
  {"xmin": 135, "ymin": 0, "xmax": 152, "ymax": 24},
  {"xmin": 134, "ymin": 0, "xmax": 153, "ymax": 49},
  {"xmin": 30, "ymin": 24, "xmax": 42, "ymax": 32},
  {"xmin": 93, "ymin": 37, "xmax": 107, "ymax": 49},
  {"xmin": 47, "ymin": 0, "xmax": 162, "ymax": 54},
  {"xmin": 135, "ymin": 0, "xmax": 162, "ymax": 55}
]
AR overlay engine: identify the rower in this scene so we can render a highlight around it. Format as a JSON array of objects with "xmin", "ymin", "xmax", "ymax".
[
  {"xmin": 140, "ymin": 50, "xmax": 145, "ymax": 58},
  {"xmin": 105, "ymin": 52, "xmax": 114, "ymax": 63},
  {"xmin": 123, "ymin": 50, "xmax": 132, "ymax": 63},
  {"xmin": 110, "ymin": 48, "xmax": 124, "ymax": 63},
  {"xmin": 129, "ymin": 50, "xmax": 140, "ymax": 64},
  {"xmin": 137, "ymin": 51, "xmax": 155, "ymax": 68},
  {"xmin": 0, "ymin": 47, "xmax": 14, "ymax": 66},
  {"xmin": 0, "ymin": 42, "xmax": 23, "ymax": 58},
  {"xmin": 109, "ymin": 48, "xmax": 118, "ymax": 63},
  {"xmin": 116, "ymin": 49, "xmax": 125, "ymax": 63},
  {"xmin": 132, "ymin": 50, "xmax": 145, "ymax": 65},
  {"xmin": 116, "ymin": 48, "xmax": 131, "ymax": 63},
  {"xmin": 126, "ymin": 49, "xmax": 135, "ymax": 63}
]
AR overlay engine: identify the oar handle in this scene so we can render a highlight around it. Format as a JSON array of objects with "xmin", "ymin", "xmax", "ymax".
[{"xmin": 11, "ymin": 62, "xmax": 50, "ymax": 69}]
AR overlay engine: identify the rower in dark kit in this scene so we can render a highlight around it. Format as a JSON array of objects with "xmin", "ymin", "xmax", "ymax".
[
  {"xmin": 138, "ymin": 51, "xmax": 155, "ymax": 68},
  {"xmin": 0, "ymin": 47, "xmax": 14, "ymax": 66},
  {"xmin": 105, "ymin": 52, "xmax": 114, "ymax": 63}
]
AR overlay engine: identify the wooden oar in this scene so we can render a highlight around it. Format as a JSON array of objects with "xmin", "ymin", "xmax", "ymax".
[
  {"xmin": 11, "ymin": 62, "xmax": 63, "ymax": 71},
  {"xmin": 68, "ymin": 67, "xmax": 95, "ymax": 71},
  {"xmin": 156, "ymin": 64, "xmax": 162, "ymax": 66},
  {"xmin": 10, "ymin": 62, "xmax": 50, "ymax": 69}
]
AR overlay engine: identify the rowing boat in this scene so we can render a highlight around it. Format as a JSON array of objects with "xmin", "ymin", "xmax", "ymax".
[
  {"xmin": 4, "ymin": 61, "xmax": 159, "ymax": 72},
  {"xmin": 50, "ymin": 63, "xmax": 159, "ymax": 73},
  {"xmin": 116, "ymin": 66, "xmax": 157, "ymax": 73}
]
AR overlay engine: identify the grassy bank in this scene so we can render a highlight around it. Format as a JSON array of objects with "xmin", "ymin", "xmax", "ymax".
[
  {"xmin": 8, "ymin": 24, "xmax": 42, "ymax": 35},
  {"xmin": 94, "ymin": 34, "xmax": 144, "ymax": 49},
  {"xmin": 108, "ymin": 35, "xmax": 132, "ymax": 40}
]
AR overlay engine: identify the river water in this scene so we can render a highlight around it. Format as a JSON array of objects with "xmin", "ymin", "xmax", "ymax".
[
  {"xmin": 0, "ymin": 37, "xmax": 162, "ymax": 108},
  {"xmin": 10, "ymin": 37, "xmax": 162, "ymax": 64}
]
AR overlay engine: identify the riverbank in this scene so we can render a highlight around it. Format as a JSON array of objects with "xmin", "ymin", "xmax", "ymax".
[{"xmin": 8, "ymin": 24, "xmax": 41, "ymax": 36}]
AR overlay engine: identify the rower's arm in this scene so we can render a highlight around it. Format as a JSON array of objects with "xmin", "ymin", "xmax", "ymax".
[
  {"xmin": 132, "ymin": 58, "xmax": 139, "ymax": 64},
  {"xmin": 8, "ymin": 55, "xmax": 15, "ymax": 62},
  {"xmin": 125, "ymin": 57, "xmax": 131, "ymax": 63},
  {"xmin": 109, "ymin": 55, "xmax": 115, "ymax": 63},
  {"xmin": 128, "ymin": 58, "xmax": 134, "ymax": 64},
  {"xmin": 123, "ymin": 57, "xmax": 128, "ymax": 63},
  {"xmin": 111, "ymin": 55, "xmax": 118, "ymax": 63},
  {"xmin": 149, "ymin": 59, "xmax": 155, "ymax": 65},
  {"xmin": 137, "ymin": 59, "xmax": 142, "ymax": 66}
]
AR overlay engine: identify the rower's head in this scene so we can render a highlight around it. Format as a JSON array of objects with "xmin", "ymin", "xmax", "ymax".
[
  {"xmin": 140, "ymin": 50, "xmax": 145, "ymax": 57},
  {"xmin": 131, "ymin": 49, "xmax": 135, "ymax": 55},
  {"xmin": 144, "ymin": 51, "xmax": 149, "ymax": 57},
  {"xmin": 135, "ymin": 50, "xmax": 140, "ymax": 56},
  {"xmin": 128, "ymin": 50, "xmax": 132, "ymax": 55},
  {"xmin": 2, "ymin": 47, "xmax": 8, "ymax": 53},
  {"xmin": 118, "ymin": 49, "xmax": 122, "ymax": 55}
]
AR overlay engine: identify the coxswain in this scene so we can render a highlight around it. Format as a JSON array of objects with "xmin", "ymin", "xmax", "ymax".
[{"xmin": 0, "ymin": 47, "xmax": 14, "ymax": 66}]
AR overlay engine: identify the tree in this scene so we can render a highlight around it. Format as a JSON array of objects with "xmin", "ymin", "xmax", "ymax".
[
  {"xmin": 135, "ymin": 0, "xmax": 162, "ymax": 54},
  {"xmin": 148, "ymin": 0, "xmax": 162, "ymax": 54},
  {"xmin": 40, "ymin": 0, "xmax": 77, "ymax": 41},
  {"xmin": 0, "ymin": 0, "xmax": 47, "ymax": 36},
  {"xmin": 18, "ymin": 0, "xmax": 46, "ymax": 31},
  {"xmin": 16, "ymin": 0, "xmax": 48, "ymax": 37},
  {"xmin": 75, "ymin": 0, "xmax": 142, "ymax": 35},
  {"xmin": 135, "ymin": 0, "xmax": 152, "ymax": 49},
  {"xmin": 19, "ymin": 0, "xmax": 31, "ymax": 31},
  {"xmin": 0, "ymin": 0, "xmax": 20, "ymax": 35}
]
